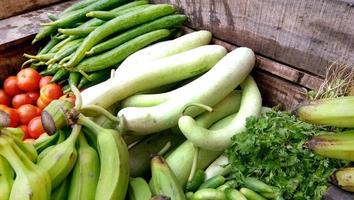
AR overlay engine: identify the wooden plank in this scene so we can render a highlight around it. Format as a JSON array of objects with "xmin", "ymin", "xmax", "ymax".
[
  {"xmin": 152, "ymin": 0, "xmax": 354, "ymax": 77},
  {"xmin": 253, "ymin": 70, "xmax": 307, "ymax": 110},
  {"xmin": 0, "ymin": 0, "xmax": 78, "ymax": 82},
  {"xmin": 0, "ymin": 0, "xmax": 68, "ymax": 19},
  {"xmin": 0, "ymin": 0, "xmax": 79, "ymax": 51},
  {"xmin": 183, "ymin": 27, "xmax": 324, "ymax": 91}
]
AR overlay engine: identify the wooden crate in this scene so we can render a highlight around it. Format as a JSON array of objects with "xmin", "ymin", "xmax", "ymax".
[{"xmin": 0, "ymin": 1, "xmax": 353, "ymax": 198}]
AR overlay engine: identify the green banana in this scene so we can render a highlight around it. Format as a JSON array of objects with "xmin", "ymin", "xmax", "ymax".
[
  {"xmin": 0, "ymin": 155, "xmax": 14, "ymax": 200},
  {"xmin": 2, "ymin": 133, "xmax": 37, "ymax": 162},
  {"xmin": 150, "ymin": 155, "xmax": 186, "ymax": 200},
  {"xmin": 38, "ymin": 145, "xmax": 55, "ymax": 161},
  {"xmin": 128, "ymin": 177, "xmax": 152, "ymax": 200},
  {"xmin": 303, "ymin": 131, "xmax": 354, "ymax": 161},
  {"xmin": 38, "ymin": 125, "xmax": 81, "ymax": 188},
  {"xmin": 68, "ymin": 133, "xmax": 99, "ymax": 200},
  {"xmin": 129, "ymin": 130, "xmax": 185, "ymax": 177},
  {"xmin": 295, "ymin": 96, "xmax": 354, "ymax": 127},
  {"xmin": 51, "ymin": 177, "xmax": 70, "ymax": 200},
  {"xmin": 331, "ymin": 167, "xmax": 354, "ymax": 192},
  {"xmin": 0, "ymin": 127, "xmax": 24, "ymax": 140},
  {"xmin": 78, "ymin": 115, "xmax": 129, "ymax": 200},
  {"xmin": 0, "ymin": 136, "xmax": 51, "ymax": 200},
  {"xmin": 33, "ymin": 132, "xmax": 59, "ymax": 153}
]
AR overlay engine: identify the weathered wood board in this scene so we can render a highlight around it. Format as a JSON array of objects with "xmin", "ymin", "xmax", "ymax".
[
  {"xmin": 152, "ymin": 0, "xmax": 354, "ymax": 77},
  {"xmin": 0, "ymin": 0, "xmax": 67, "ymax": 19},
  {"xmin": 0, "ymin": 0, "xmax": 78, "ymax": 81}
]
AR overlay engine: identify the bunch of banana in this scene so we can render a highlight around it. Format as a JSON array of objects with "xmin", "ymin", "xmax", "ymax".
[
  {"xmin": 294, "ymin": 96, "xmax": 354, "ymax": 127},
  {"xmin": 0, "ymin": 134, "xmax": 51, "ymax": 200},
  {"xmin": 303, "ymin": 130, "xmax": 354, "ymax": 161},
  {"xmin": 304, "ymin": 130, "xmax": 354, "ymax": 193}
]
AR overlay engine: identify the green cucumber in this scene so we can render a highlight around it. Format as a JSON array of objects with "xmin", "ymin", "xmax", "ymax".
[
  {"xmin": 78, "ymin": 70, "xmax": 111, "ymax": 89},
  {"xmin": 64, "ymin": 4, "xmax": 176, "ymax": 68},
  {"xmin": 199, "ymin": 175, "xmax": 225, "ymax": 190},
  {"xmin": 86, "ymin": 14, "xmax": 187, "ymax": 56},
  {"xmin": 52, "ymin": 69, "xmax": 69, "ymax": 83},
  {"xmin": 42, "ymin": 0, "xmax": 129, "ymax": 28},
  {"xmin": 239, "ymin": 188, "xmax": 267, "ymax": 200},
  {"xmin": 75, "ymin": 29, "xmax": 171, "ymax": 72}
]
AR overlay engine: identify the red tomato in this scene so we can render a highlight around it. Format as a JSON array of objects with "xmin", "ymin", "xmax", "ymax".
[
  {"xmin": 40, "ymin": 83, "xmax": 63, "ymax": 103},
  {"xmin": 18, "ymin": 125, "xmax": 30, "ymax": 140},
  {"xmin": 17, "ymin": 104, "xmax": 41, "ymax": 125},
  {"xmin": 3, "ymin": 76, "xmax": 22, "ymax": 96},
  {"xmin": 59, "ymin": 93, "xmax": 76, "ymax": 106},
  {"xmin": 27, "ymin": 91, "xmax": 40, "ymax": 102},
  {"xmin": 39, "ymin": 76, "xmax": 53, "ymax": 88},
  {"xmin": 12, "ymin": 93, "xmax": 33, "ymax": 108},
  {"xmin": 0, "ymin": 105, "xmax": 19, "ymax": 127},
  {"xmin": 36, "ymin": 97, "xmax": 49, "ymax": 109},
  {"xmin": 0, "ymin": 89, "xmax": 11, "ymax": 106},
  {"xmin": 17, "ymin": 68, "xmax": 41, "ymax": 92},
  {"xmin": 28, "ymin": 116, "xmax": 45, "ymax": 139}
]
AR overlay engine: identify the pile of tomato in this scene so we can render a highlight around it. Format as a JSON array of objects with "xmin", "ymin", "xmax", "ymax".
[{"xmin": 0, "ymin": 68, "xmax": 63, "ymax": 139}]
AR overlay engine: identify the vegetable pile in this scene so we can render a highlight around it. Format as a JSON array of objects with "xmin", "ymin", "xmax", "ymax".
[
  {"xmin": 0, "ymin": 0, "xmax": 353, "ymax": 199},
  {"xmin": 25, "ymin": 0, "xmax": 187, "ymax": 92}
]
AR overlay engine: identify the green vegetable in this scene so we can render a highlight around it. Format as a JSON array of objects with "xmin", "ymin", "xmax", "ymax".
[
  {"xmin": 185, "ymin": 169, "xmax": 206, "ymax": 192},
  {"xmin": 239, "ymin": 188, "xmax": 266, "ymax": 200},
  {"xmin": 42, "ymin": 0, "xmax": 129, "ymax": 28},
  {"xmin": 225, "ymin": 109, "xmax": 346, "ymax": 200},
  {"xmin": 75, "ymin": 29, "xmax": 171, "ymax": 72},
  {"xmin": 85, "ymin": 5, "xmax": 152, "ymax": 20},
  {"xmin": 86, "ymin": 14, "xmax": 187, "ymax": 56},
  {"xmin": 199, "ymin": 175, "xmax": 225, "ymax": 190},
  {"xmin": 52, "ymin": 69, "xmax": 69, "ymax": 83},
  {"xmin": 64, "ymin": 4, "xmax": 176, "ymax": 68},
  {"xmin": 78, "ymin": 70, "xmax": 111, "ymax": 89}
]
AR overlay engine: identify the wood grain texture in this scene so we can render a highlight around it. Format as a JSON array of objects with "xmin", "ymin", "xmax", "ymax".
[
  {"xmin": 0, "ymin": 0, "xmax": 78, "ymax": 51},
  {"xmin": 152, "ymin": 0, "xmax": 354, "ymax": 77},
  {"xmin": 0, "ymin": 0, "xmax": 67, "ymax": 19},
  {"xmin": 0, "ymin": 0, "xmax": 78, "ymax": 79}
]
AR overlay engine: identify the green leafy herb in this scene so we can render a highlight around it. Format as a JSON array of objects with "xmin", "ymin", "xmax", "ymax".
[{"xmin": 225, "ymin": 109, "xmax": 346, "ymax": 200}]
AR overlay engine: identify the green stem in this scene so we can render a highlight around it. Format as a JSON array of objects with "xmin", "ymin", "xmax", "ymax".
[
  {"xmin": 182, "ymin": 103, "xmax": 213, "ymax": 116},
  {"xmin": 188, "ymin": 145, "xmax": 200, "ymax": 182},
  {"xmin": 80, "ymin": 105, "xmax": 119, "ymax": 123},
  {"xmin": 70, "ymin": 84, "xmax": 82, "ymax": 110}
]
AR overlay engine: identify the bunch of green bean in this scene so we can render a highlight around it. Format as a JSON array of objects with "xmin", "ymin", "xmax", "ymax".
[{"xmin": 25, "ymin": 0, "xmax": 186, "ymax": 93}]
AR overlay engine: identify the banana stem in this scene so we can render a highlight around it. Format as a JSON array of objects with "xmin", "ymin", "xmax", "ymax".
[
  {"xmin": 188, "ymin": 145, "xmax": 200, "ymax": 182},
  {"xmin": 67, "ymin": 124, "xmax": 82, "ymax": 144},
  {"xmin": 77, "ymin": 114, "xmax": 102, "ymax": 135}
]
